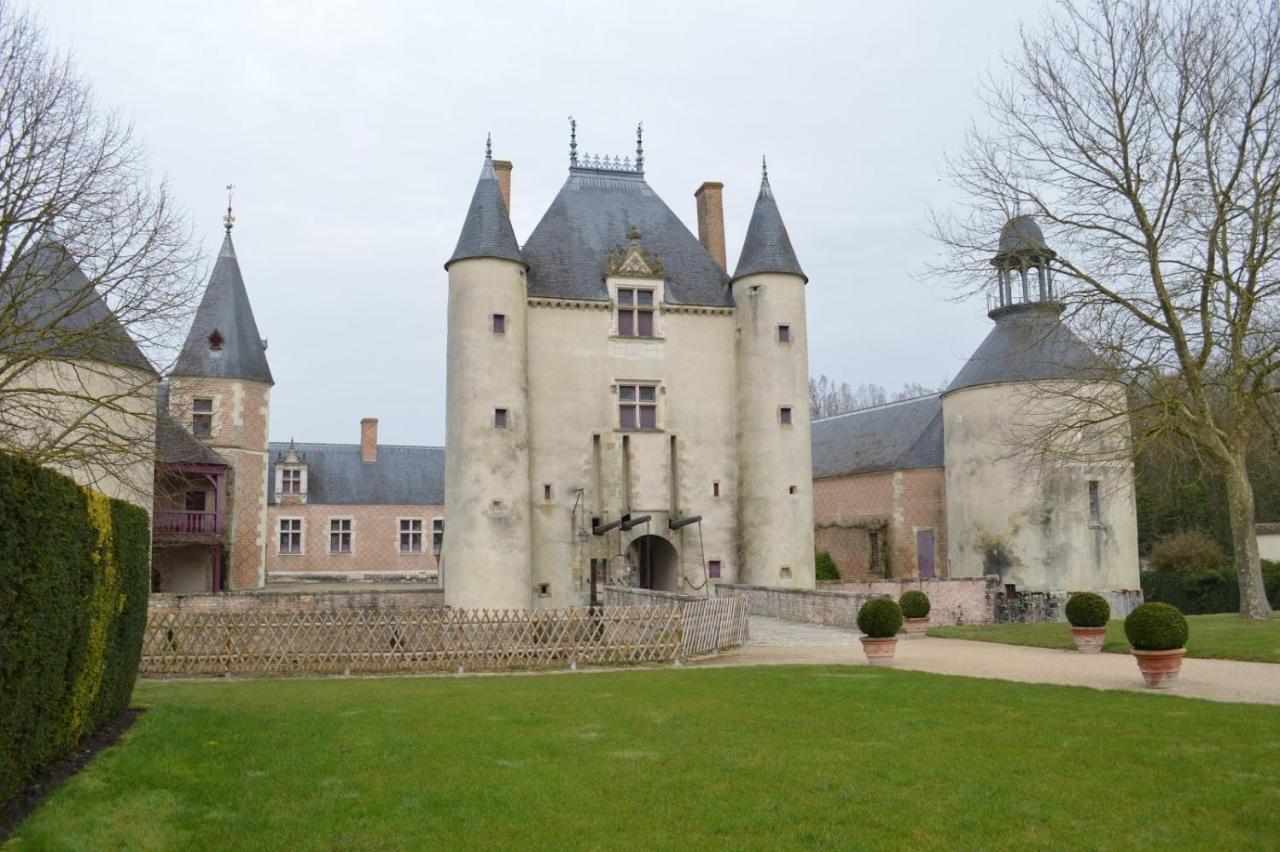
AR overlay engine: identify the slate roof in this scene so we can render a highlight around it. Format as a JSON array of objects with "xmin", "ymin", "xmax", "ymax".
[
  {"xmin": 266, "ymin": 442, "xmax": 445, "ymax": 505},
  {"xmin": 1, "ymin": 240, "xmax": 155, "ymax": 373},
  {"xmin": 154, "ymin": 383, "xmax": 225, "ymax": 466},
  {"xmin": 811, "ymin": 395, "xmax": 945, "ymax": 478},
  {"xmin": 998, "ymin": 215, "xmax": 1051, "ymax": 255},
  {"xmin": 731, "ymin": 171, "xmax": 806, "ymax": 283},
  {"xmin": 173, "ymin": 232, "xmax": 273, "ymax": 384},
  {"xmin": 445, "ymin": 154, "xmax": 526, "ymax": 269},
  {"xmin": 522, "ymin": 166, "xmax": 732, "ymax": 306},
  {"xmin": 947, "ymin": 303, "xmax": 1104, "ymax": 394}
]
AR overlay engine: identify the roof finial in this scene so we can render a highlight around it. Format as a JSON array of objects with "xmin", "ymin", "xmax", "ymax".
[
  {"xmin": 569, "ymin": 115, "xmax": 578, "ymax": 167},
  {"xmin": 762, "ymin": 155, "xmax": 769, "ymax": 182},
  {"xmin": 223, "ymin": 183, "xmax": 236, "ymax": 233},
  {"xmin": 635, "ymin": 122, "xmax": 644, "ymax": 173},
  {"xmin": 485, "ymin": 132, "xmax": 492, "ymax": 160}
]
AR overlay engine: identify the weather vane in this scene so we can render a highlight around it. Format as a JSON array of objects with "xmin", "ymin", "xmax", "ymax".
[{"xmin": 223, "ymin": 183, "xmax": 236, "ymax": 232}]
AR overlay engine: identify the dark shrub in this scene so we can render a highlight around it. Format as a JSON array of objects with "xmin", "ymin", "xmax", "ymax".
[
  {"xmin": 1148, "ymin": 531, "xmax": 1225, "ymax": 573},
  {"xmin": 815, "ymin": 550, "xmax": 840, "ymax": 582},
  {"xmin": 1124, "ymin": 602, "xmax": 1189, "ymax": 651},
  {"xmin": 857, "ymin": 597, "xmax": 903, "ymax": 638},
  {"xmin": 1065, "ymin": 592, "xmax": 1110, "ymax": 627},
  {"xmin": 0, "ymin": 452, "xmax": 150, "ymax": 803},
  {"xmin": 1141, "ymin": 566, "xmax": 1280, "ymax": 614},
  {"xmin": 899, "ymin": 590, "xmax": 931, "ymax": 619}
]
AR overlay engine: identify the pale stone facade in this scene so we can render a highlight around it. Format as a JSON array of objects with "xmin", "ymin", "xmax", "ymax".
[{"xmin": 443, "ymin": 137, "xmax": 815, "ymax": 610}]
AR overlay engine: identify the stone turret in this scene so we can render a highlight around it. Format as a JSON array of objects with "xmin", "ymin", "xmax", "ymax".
[
  {"xmin": 942, "ymin": 216, "xmax": 1139, "ymax": 595},
  {"xmin": 442, "ymin": 140, "xmax": 533, "ymax": 610},
  {"xmin": 730, "ymin": 160, "xmax": 815, "ymax": 587},
  {"xmin": 169, "ymin": 209, "xmax": 273, "ymax": 590}
]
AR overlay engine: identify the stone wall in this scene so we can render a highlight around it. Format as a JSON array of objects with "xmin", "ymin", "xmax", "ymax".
[
  {"xmin": 604, "ymin": 586, "xmax": 702, "ymax": 606},
  {"xmin": 716, "ymin": 578, "xmax": 995, "ymax": 628},
  {"xmin": 994, "ymin": 588, "xmax": 1144, "ymax": 623},
  {"xmin": 149, "ymin": 587, "xmax": 444, "ymax": 615}
]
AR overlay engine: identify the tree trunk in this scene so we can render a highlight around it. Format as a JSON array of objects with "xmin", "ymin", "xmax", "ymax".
[{"xmin": 1222, "ymin": 453, "xmax": 1273, "ymax": 619}]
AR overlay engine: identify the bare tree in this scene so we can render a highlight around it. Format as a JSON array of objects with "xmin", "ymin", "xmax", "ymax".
[
  {"xmin": 932, "ymin": 0, "xmax": 1279, "ymax": 617},
  {"xmin": 0, "ymin": 2, "xmax": 198, "ymax": 498},
  {"xmin": 809, "ymin": 375, "xmax": 940, "ymax": 418}
]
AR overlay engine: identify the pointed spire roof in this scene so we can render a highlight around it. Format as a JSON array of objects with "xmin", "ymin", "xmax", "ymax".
[
  {"xmin": 445, "ymin": 139, "xmax": 526, "ymax": 270},
  {"xmin": 173, "ymin": 229, "xmax": 273, "ymax": 384},
  {"xmin": 732, "ymin": 157, "xmax": 806, "ymax": 283},
  {"xmin": 1, "ymin": 239, "xmax": 156, "ymax": 374}
]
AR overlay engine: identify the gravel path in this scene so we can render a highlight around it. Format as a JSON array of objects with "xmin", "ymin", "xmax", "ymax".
[{"xmin": 697, "ymin": 616, "xmax": 1280, "ymax": 705}]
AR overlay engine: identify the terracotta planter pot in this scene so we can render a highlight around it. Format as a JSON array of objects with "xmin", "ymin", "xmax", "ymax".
[
  {"xmin": 1132, "ymin": 648, "xmax": 1186, "ymax": 689},
  {"xmin": 860, "ymin": 636, "xmax": 898, "ymax": 666},
  {"xmin": 1070, "ymin": 626, "xmax": 1107, "ymax": 653},
  {"xmin": 903, "ymin": 617, "xmax": 929, "ymax": 637}
]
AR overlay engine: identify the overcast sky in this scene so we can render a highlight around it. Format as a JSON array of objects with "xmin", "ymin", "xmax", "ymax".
[{"xmin": 39, "ymin": 0, "xmax": 1043, "ymax": 447}]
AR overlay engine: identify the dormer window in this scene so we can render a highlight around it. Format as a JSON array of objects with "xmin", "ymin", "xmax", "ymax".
[
  {"xmin": 617, "ymin": 288, "xmax": 654, "ymax": 338},
  {"xmin": 282, "ymin": 468, "xmax": 302, "ymax": 495},
  {"xmin": 208, "ymin": 329, "xmax": 224, "ymax": 351},
  {"xmin": 275, "ymin": 441, "xmax": 309, "ymax": 503}
]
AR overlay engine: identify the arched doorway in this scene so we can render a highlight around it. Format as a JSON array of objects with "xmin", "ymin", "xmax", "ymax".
[{"xmin": 627, "ymin": 535, "xmax": 679, "ymax": 592}]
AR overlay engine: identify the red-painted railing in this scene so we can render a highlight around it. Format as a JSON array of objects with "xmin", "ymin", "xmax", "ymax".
[{"xmin": 155, "ymin": 510, "xmax": 221, "ymax": 537}]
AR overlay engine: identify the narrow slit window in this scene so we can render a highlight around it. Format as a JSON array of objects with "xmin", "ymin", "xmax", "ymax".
[
  {"xmin": 492, "ymin": 313, "xmax": 506, "ymax": 334},
  {"xmin": 777, "ymin": 324, "xmax": 791, "ymax": 343},
  {"xmin": 713, "ymin": 481, "xmax": 720, "ymax": 497},
  {"xmin": 543, "ymin": 484, "xmax": 552, "ymax": 500},
  {"xmin": 494, "ymin": 408, "xmax": 508, "ymax": 429},
  {"xmin": 779, "ymin": 406, "xmax": 793, "ymax": 426},
  {"xmin": 432, "ymin": 518, "xmax": 444, "ymax": 555},
  {"xmin": 868, "ymin": 531, "xmax": 881, "ymax": 572},
  {"xmin": 708, "ymin": 560, "xmax": 722, "ymax": 579}
]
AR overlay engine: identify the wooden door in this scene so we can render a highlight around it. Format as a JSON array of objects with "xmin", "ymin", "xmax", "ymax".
[{"xmin": 916, "ymin": 529, "xmax": 936, "ymax": 579}]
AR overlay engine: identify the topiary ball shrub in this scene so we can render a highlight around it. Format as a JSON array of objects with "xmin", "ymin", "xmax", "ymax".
[
  {"xmin": 1065, "ymin": 592, "xmax": 1110, "ymax": 627},
  {"xmin": 1124, "ymin": 602, "xmax": 1189, "ymax": 651},
  {"xmin": 899, "ymin": 590, "xmax": 931, "ymax": 619},
  {"xmin": 857, "ymin": 597, "xmax": 903, "ymax": 638},
  {"xmin": 815, "ymin": 550, "xmax": 840, "ymax": 582}
]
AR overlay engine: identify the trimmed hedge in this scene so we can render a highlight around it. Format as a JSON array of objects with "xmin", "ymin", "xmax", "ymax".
[
  {"xmin": 815, "ymin": 550, "xmax": 840, "ymax": 582},
  {"xmin": 0, "ymin": 452, "xmax": 150, "ymax": 803},
  {"xmin": 1124, "ymin": 602, "xmax": 1189, "ymax": 651},
  {"xmin": 857, "ymin": 597, "xmax": 903, "ymax": 638},
  {"xmin": 899, "ymin": 590, "xmax": 931, "ymax": 619},
  {"xmin": 1141, "ymin": 565, "xmax": 1280, "ymax": 615},
  {"xmin": 1065, "ymin": 592, "xmax": 1110, "ymax": 627}
]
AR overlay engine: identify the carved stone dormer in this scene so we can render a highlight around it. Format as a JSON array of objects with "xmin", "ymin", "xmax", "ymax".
[
  {"xmin": 274, "ymin": 439, "xmax": 309, "ymax": 505},
  {"xmin": 606, "ymin": 226, "xmax": 664, "ymax": 279}
]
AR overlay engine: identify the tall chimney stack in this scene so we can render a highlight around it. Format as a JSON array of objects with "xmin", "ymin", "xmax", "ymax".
[
  {"xmin": 694, "ymin": 181, "xmax": 726, "ymax": 270},
  {"xmin": 361, "ymin": 418, "xmax": 378, "ymax": 463},
  {"xmin": 493, "ymin": 160, "xmax": 513, "ymax": 213}
]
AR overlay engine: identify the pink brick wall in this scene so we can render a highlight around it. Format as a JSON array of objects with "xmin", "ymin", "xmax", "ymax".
[
  {"xmin": 812, "ymin": 468, "xmax": 947, "ymax": 580},
  {"xmin": 265, "ymin": 502, "xmax": 445, "ymax": 578}
]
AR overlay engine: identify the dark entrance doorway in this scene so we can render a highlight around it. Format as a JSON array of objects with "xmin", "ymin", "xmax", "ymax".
[
  {"xmin": 628, "ymin": 534, "xmax": 679, "ymax": 592},
  {"xmin": 916, "ymin": 529, "xmax": 936, "ymax": 578}
]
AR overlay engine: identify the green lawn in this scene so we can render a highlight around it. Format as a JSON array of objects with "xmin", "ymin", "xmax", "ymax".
[
  {"xmin": 6, "ymin": 668, "xmax": 1280, "ymax": 850},
  {"xmin": 928, "ymin": 613, "xmax": 1280, "ymax": 663}
]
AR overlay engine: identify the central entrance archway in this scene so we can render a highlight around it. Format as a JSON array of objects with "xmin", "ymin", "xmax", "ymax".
[{"xmin": 628, "ymin": 534, "xmax": 679, "ymax": 592}]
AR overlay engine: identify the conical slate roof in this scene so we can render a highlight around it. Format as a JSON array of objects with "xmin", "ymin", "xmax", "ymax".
[
  {"xmin": 173, "ymin": 231, "xmax": 273, "ymax": 384},
  {"xmin": 522, "ymin": 165, "xmax": 731, "ymax": 306},
  {"xmin": 732, "ymin": 168, "xmax": 806, "ymax": 283},
  {"xmin": 445, "ymin": 153, "xmax": 525, "ymax": 270},
  {"xmin": 0, "ymin": 239, "xmax": 155, "ymax": 374},
  {"xmin": 947, "ymin": 304, "xmax": 1103, "ymax": 394}
]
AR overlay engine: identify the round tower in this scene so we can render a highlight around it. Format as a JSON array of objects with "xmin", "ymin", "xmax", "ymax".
[
  {"xmin": 442, "ymin": 141, "xmax": 533, "ymax": 610},
  {"xmin": 942, "ymin": 216, "xmax": 1139, "ymax": 595},
  {"xmin": 731, "ymin": 160, "xmax": 816, "ymax": 588}
]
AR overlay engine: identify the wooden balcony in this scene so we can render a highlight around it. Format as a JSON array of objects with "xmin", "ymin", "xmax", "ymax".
[{"xmin": 154, "ymin": 510, "xmax": 223, "ymax": 542}]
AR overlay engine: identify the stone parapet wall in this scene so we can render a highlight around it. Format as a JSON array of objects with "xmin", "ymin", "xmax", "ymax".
[
  {"xmin": 994, "ymin": 588, "xmax": 1144, "ymax": 624},
  {"xmin": 603, "ymin": 586, "xmax": 702, "ymax": 606},
  {"xmin": 149, "ymin": 588, "xmax": 444, "ymax": 615},
  {"xmin": 716, "ymin": 578, "xmax": 995, "ymax": 628}
]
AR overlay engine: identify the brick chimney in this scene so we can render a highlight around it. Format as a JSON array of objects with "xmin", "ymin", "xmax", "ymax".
[
  {"xmin": 694, "ymin": 181, "xmax": 726, "ymax": 269},
  {"xmin": 361, "ymin": 418, "xmax": 378, "ymax": 463},
  {"xmin": 493, "ymin": 160, "xmax": 513, "ymax": 212}
]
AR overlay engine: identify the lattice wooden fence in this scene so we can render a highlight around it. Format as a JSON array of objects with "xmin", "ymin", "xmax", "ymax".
[{"xmin": 140, "ymin": 598, "xmax": 748, "ymax": 676}]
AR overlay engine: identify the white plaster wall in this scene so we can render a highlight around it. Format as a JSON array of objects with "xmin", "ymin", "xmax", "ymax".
[
  {"xmin": 943, "ymin": 380, "xmax": 1140, "ymax": 592},
  {"xmin": 1258, "ymin": 533, "xmax": 1280, "ymax": 562},
  {"xmin": 443, "ymin": 257, "xmax": 532, "ymax": 610},
  {"xmin": 155, "ymin": 544, "xmax": 214, "ymax": 593},
  {"xmin": 524, "ymin": 285, "xmax": 739, "ymax": 607},
  {"xmin": 4, "ymin": 358, "xmax": 157, "ymax": 510},
  {"xmin": 732, "ymin": 272, "xmax": 816, "ymax": 588}
]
